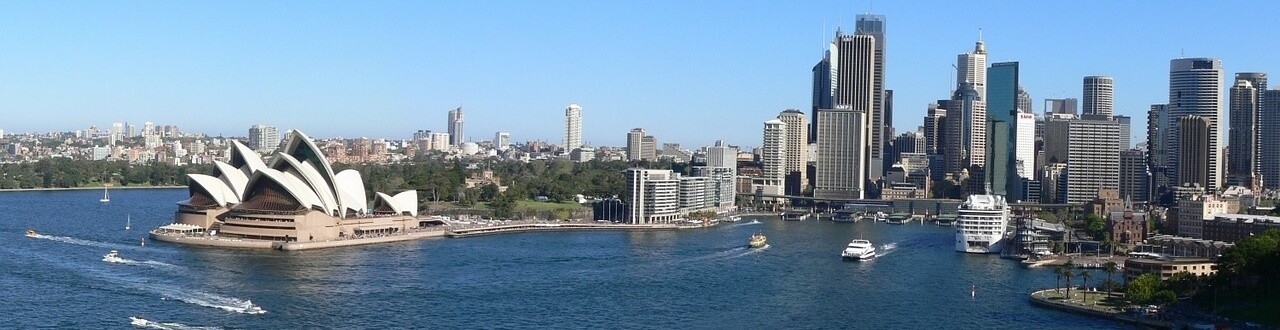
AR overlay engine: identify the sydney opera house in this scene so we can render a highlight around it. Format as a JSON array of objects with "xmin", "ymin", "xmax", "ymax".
[{"xmin": 152, "ymin": 130, "xmax": 424, "ymax": 249}]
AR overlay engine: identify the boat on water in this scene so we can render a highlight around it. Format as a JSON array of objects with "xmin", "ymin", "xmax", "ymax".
[
  {"xmin": 100, "ymin": 187, "xmax": 110, "ymax": 203},
  {"xmin": 955, "ymin": 195, "xmax": 1010, "ymax": 254},
  {"xmin": 841, "ymin": 239, "xmax": 877, "ymax": 260},
  {"xmin": 726, "ymin": 215, "xmax": 742, "ymax": 223},
  {"xmin": 748, "ymin": 233, "xmax": 767, "ymax": 248},
  {"xmin": 782, "ymin": 211, "xmax": 810, "ymax": 221},
  {"xmin": 129, "ymin": 317, "xmax": 148, "ymax": 327},
  {"xmin": 103, "ymin": 250, "xmax": 126, "ymax": 263},
  {"xmin": 25, "ymin": 229, "xmax": 37, "ymax": 237}
]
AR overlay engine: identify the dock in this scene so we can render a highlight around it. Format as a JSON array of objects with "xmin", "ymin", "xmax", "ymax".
[{"xmin": 446, "ymin": 222, "xmax": 693, "ymax": 238}]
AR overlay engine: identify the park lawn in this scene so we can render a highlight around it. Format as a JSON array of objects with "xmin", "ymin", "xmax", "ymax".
[{"xmin": 516, "ymin": 200, "xmax": 585, "ymax": 211}]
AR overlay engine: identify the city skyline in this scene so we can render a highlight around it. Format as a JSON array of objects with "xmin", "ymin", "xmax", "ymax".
[{"xmin": 3, "ymin": 2, "xmax": 1279, "ymax": 147}]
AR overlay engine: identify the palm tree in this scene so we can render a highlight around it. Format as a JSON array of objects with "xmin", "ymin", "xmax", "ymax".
[
  {"xmin": 1103, "ymin": 261, "xmax": 1119, "ymax": 296},
  {"xmin": 1080, "ymin": 270, "xmax": 1093, "ymax": 304},
  {"xmin": 1054, "ymin": 266, "xmax": 1064, "ymax": 294},
  {"xmin": 1063, "ymin": 264, "xmax": 1075, "ymax": 299}
]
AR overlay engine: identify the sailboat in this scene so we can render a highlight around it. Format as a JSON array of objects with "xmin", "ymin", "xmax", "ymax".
[
  {"xmin": 100, "ymin": 187, "xmax": 110, "ymax": 203},
  {"xmin": 125, "ymin": 214, "xmax": 131, "ymax": 230}
]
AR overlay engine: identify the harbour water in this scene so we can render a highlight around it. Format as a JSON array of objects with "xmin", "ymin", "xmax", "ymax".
[{"xmin": 1, "ymin": 189, "xmax": 1126, "ymax": 329}]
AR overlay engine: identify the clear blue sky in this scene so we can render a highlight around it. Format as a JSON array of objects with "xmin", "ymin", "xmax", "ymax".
[{"xmin": 2, "ymin": 1, "xmax": 1276, "ymax": 148}]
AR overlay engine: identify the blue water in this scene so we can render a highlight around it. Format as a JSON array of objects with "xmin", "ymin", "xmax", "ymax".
[{"xmin": 1, "ymin": 189, "xmax": 1128, "ymax": 329}]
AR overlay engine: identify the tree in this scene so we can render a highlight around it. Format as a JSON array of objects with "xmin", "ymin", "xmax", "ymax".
[
  {"xmin": 1080, "ymin": 270, "xmax": 1093, "ymax": 303},
  {"xmin": 1054, "ymin": 266, "xmax": 1065, "ymax": 294},
  {"xmin": 1063, "ymin": 265, "xmax": 1075, "ymax": 298},
  {"xmin": 1103, "ymin": 261, "xmax": 1119, "ymax": 295},
  {"xmin": 1126, "ymin": 273, "xmax": 1162, "ymax": 305}
]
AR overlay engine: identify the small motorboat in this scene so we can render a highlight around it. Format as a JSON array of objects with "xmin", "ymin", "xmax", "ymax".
[
  {"xmin": 129, "ymin": 317, "xmax": 148, "ymax": 327},
  {"xmin": 25, "ymin": 229, "xmax": 37, "ymax": 237},
  {"xmin": 103, "ymin": 250, "xmax": 126, "ymax": 263},
  {"xmin": 748, "ymin": 233, "xmax": 768, "ymax": 248}
]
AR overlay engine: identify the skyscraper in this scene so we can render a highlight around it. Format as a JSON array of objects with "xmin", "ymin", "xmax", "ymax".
[
  {"xmin": 1017, "ymin": 87, "xmax": 1033, "ymax": 113},
  {"xmin": 1015, "ymin": 112, "xmax": 1036, "ymax": 179},
  {"xmin": 856, "ymin": 14, "xmax": 888, "ymax": 182},
  {"xmin": 493, "ymin": 131, "xmax": 510, "ymax": 150},
  {"xmin": 923, "ymin": 104, "xmax": 947, "ymax": 155},
  {"xmin": 248, "ymin": 124, "xmax": 279, "ymax": 154},
  {"xmin": 1120, "ymin": 149, "xmax": 1151, "ymax": 202},
  {"xmin": 1178, "ymin": 115, "xmax": 1211, "ymax": 189},
  {"xmin": 627, "ymin": 128, "xmax": 647, "ymax": 161},
  {"xmin": 1045, "ymin": 98, "xmax": 1078, "ymax": 116},
  {"xmin": 762, "ymin": 119, "xmax": 787, "ymax": 187},
  {"xmin": 1167, "ymin": 58, "xmax": 1224, "ymax": 191},
  {"xmin": 448, "ymin": 107, "xmax": 465, "ymax": 146},
  {"xmin": 1064, "ymin": 115, "xmax": 1121, "ymax": 204},
  {"xmin": 777, "ymin": 110, "xmax": 809, "ymax": 195},
  {"xmin": 814, "ymin": 32, "xmax": 875, "ymax": 200},
  {"xmin": 1115, "ymin": 115, "xmax": 1132, "ymax": 151},
  {"xmin": 1228, "ymin": 78, "xmax": 1259, "ymax": 188},
  {"xmin": 1263, "ymin": 89, "xmax": 1280, "ymax": 190},
  {"xmin": 564, "ymin": 104, "xmax": 583, "ymax": 151},
  {"xmin": 944, "ymin": 82, "xmax": 986, "ymax": 177},
  {"xmin": 987, "ymin": 62, "xmax": 1020, "ymax": 197},
  {"xmin": 957, "ymin": 37, "xmax": 987, "ymax": 100},
  {"xmin": 1083, "ymin": 76, "xmax": 1115, "ymax": 117},
  {"xmin": 1147, "ymin": 104, "xmax": 1170, "ymax": 201},
  {"xmin": 810, "ymin": 56, "xmax": 833, "ymax": 143}
]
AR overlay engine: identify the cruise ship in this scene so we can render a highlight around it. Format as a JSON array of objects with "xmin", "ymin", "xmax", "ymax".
[{"xmin": 955, "ymin": 195, "xmax": 1010, "ymax": 254}]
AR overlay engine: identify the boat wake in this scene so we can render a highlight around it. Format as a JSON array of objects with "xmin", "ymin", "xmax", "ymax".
[
  {"xmin": 681, "ymin": 246, "xmax": 749, "ymax": 263},
  {"xmin": 726, "ymin": 244, "xmax": 770, "ymax": 259},
  {"xmin": 729, "ymin": 220, "xmax": 762, "ymax": 228},
  {"xmin": 29, "ymin": 233, "xmax": 141, "ymax": 251},
  {"xmin": 105, "ymin": 256, "xmax": 183, "ymax": 270},
  {"xmin": 154, "ymin": 286, "xmax": 266, "ymax": 315},
  {"xmin": 129, "ymin": 317, "xmax": 223, "ymax": 330},
  {"xmin": 877, "ymin": 242, "xmax": 899, "ymax": 257}
]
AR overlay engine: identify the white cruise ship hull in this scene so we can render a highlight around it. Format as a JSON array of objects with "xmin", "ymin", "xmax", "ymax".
[{"xmin": 955, "ymin": 233, "xmax": 1005, "ymax": 254}]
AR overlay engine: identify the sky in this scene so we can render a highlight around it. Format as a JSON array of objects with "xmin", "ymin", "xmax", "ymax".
[{"xmin": 2, "ymin": 1, "xmax": 1277, "ymax": 148}]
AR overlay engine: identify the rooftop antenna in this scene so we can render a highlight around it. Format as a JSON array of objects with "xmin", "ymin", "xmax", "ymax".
[{"xmin": 978, "ymin": 28, "xmax": 984, "ymax": 42}]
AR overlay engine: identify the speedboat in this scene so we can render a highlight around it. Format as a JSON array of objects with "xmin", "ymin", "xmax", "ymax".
[
  {"xmin": 841, "ymin": 239, "xmax": 877, "ymax": 260},
  {"xmin": 103, "ymin": 250, "xmax": 126, "ymax": 263},
  {"xmin": 129, "ymin": 317, "xmax": 148, "ymax": 327},
  {"xmin": 242, "ymin": 300, "xmax": 266, "ymax": 314},
  {"xmin": 25, "ymin": 229, "xmax": 37, "ymax": 237},
  {"xmin": 748, "ymin": 233, "xmax": 767, "ymax": 248}
]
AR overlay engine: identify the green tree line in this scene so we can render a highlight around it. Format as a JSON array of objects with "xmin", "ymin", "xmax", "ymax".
[{"xmin": 0, "ymin": 158, "xmax": 211, "ymax": 189}]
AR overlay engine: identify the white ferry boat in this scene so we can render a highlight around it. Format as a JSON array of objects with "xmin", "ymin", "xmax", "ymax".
[
  {"xmin": 841, "ymin": 239, "xmax": 876, "ymax": 260},
  {"xmin": 955, "ymin": 195, "xmax": 1009, "ymax": 254}
]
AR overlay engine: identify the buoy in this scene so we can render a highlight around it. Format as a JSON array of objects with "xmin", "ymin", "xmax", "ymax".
[
  {"xmin": 141, "ymin": 237, "xmax": 146, "ymax": 247},
  {"xmin": 971, "ymin": 283, "xmax": 976, "ymax": 298}
]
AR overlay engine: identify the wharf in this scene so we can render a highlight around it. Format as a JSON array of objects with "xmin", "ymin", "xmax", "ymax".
[{"xmin": 446, "ymin": 222, "xmax": 697, "ymax": 238}]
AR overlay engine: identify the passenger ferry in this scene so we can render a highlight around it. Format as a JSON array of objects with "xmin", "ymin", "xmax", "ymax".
[{"xmin": 955, "ymin": 195, "xmax": 1009, "ymax": 254}]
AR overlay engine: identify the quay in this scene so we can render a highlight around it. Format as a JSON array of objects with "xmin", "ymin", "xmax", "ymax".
[
  {"xmin": 446, "ymin": 221, "xmax": 705, "ymax": 238},
  {"xmin": 1029, "ymin": 289, "xmax": 1172, "ymax": 329}
]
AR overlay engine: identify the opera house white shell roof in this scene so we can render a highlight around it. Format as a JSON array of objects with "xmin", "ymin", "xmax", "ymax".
[{"xmin": 182, "ymin": 130, "xmax": 418, "ymax": 218}]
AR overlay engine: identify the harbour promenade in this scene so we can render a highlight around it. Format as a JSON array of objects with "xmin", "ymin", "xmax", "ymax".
[
  {"xmin": 445, "ymin": 221, "xmax": 706, "ymax": 238},
  {"xmin": 1029, "ymin": 288, "xmax": 1172, "ymax": 329}
]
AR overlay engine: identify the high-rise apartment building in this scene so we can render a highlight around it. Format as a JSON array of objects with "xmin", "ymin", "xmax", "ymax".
[
  {"xmin": 493, "ymin": 131, "xmax": 510, "ymax": 150},
  {"xmin": 448, "ymin": 107, "xmax": 465, "ymax": 146},
  {"xmin": 777, "ymin": 110, "xmax": 809, "ymax": 195},
  {"xmin": 248, "ymin": 124, "xmax": 279, "ymax": 154},
  {"xmin": 1083, "ymin": 76, "xmax": 1115, "ymax": 117},
  {"xmin": 564, "ymin": 104, "xmax": 583, "ymax": 151},
  {"xmin": 627, "ymin": 128, "xmax": 646, "ymax": 161},
  {"xmin": 624, "ymin": 169, "xmax": 680, "ymax": 224},
  {"xmin": 762, "ymin": 119, "xmax": 787, "ymax": 186},
  {"xmin": 1167, "ymin": 58, "xmax": 1224, "ymax": 191}
]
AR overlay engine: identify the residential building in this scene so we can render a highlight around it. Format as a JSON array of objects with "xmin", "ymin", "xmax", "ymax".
[
  {"xmin": 564, "ymin": 104, "xmax": 583, "ymax": 150},
  {"xmin": 624, "ymin": 169, "xmax": 680, "ymax": 224},
  {"xmin": 448, "ymin": 107, "xmax": 465, "ymax": 146},
  {"xmin": 1262, "ymin": 89, "xmax": 1280, "ymax": 190},
  {"xmin": 777, "ymin": 110, "xmax": 809, "ymax": 195},
  {"xmin": 247, "ymin": 124, "xmax": 278, "ymax": 154}
]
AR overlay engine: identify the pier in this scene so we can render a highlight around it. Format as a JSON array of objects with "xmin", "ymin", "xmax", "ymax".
[{"xmin": 445, "ymin": 222, "xmax": 698, "ymax": 238}]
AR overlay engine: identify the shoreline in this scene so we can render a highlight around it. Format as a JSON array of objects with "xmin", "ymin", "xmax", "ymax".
[
  {"xmin": 1028, "ymin": 288, "xmax": 1172, "ymax": 329},
  {"xmin": 0, "ymin": 186, "xmax": 186, "ymax": 192}
]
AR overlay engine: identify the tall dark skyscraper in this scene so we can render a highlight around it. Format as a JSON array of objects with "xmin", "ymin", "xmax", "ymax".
[
  {"xmin": 810, "ymin": 57, "xmax": 832, "ymax": 143},
  {"xmin": 986, "ymin": 62, "xmax": 1019, "ymax": 197},
  {"xmin": 1227, "ymin": 72, "xmax": 1266, "ymax": 189},
  {"xmin": 814, "ymin": 32, "xmax": 875, "ymax": 200},
  {"xmin": 1262, "ymin": 89, "xmax": 1280, "ymax": 190}
]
